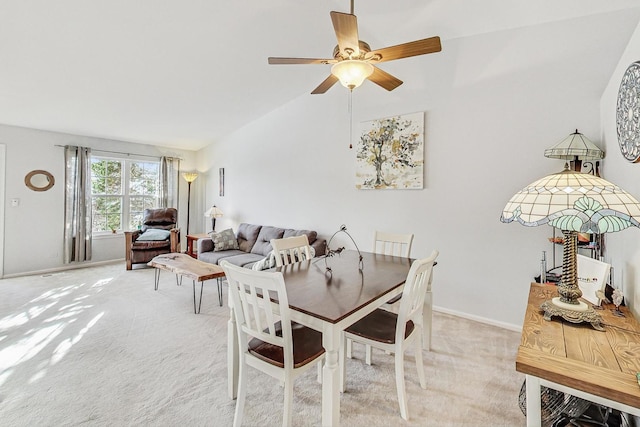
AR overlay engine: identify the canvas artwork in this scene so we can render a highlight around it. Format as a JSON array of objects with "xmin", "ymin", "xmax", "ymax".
[{"xmin": 355, "ymin": 112, "xmax": 424, "ymax": 189}]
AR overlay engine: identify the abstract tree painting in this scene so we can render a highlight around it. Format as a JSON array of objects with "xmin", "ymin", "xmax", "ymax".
[{"xmin": 355, "ymin": 112, "xmax": 424, "ymax": 189}]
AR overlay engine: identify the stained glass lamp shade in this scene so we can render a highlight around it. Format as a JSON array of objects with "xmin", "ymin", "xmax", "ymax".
[
  {"xmin": 501, "ymin": 167, "xmax": 640, "ymax": 330},
  {"xmin": 544, "ymin": 130, "xmax": 604, "ymax": 164}
]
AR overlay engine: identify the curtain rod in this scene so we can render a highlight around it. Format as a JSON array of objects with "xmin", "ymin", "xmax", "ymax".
[{"xmin": 55, "ymin": 145, "xmax": 182, "ymax": 160}]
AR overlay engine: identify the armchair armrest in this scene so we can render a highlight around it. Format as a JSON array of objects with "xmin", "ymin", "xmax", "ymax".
[
  {"xmin": 170, "ymin": 228, "xmax": 181, "ymax": 253},
  {"xmin": 124, "ymin": 230, "xmax": 142, "ymax": 270},
  {"xmin": 124, "ymin": 230, "xmax": 142, "ymax": 250}
]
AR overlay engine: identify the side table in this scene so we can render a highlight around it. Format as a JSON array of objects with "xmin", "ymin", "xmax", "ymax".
[
  {"xmin": 518, "ymin": 282, "xmax": 640, "ymax": 425},
  {"xmin": 186, "ymin": 233, "xmax": 210, "ymax": 258}
]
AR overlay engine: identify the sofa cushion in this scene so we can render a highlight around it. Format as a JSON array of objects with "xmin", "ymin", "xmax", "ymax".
[
  {"xmin": 198, "ymin": 249, "xmax": 245, "ymax": 265},
  {"xmin": 237, "ymin": 223, "xmax": 262, "ymax": 253},
  {"xmin": 251, "ymin": 226, "xmax": 285, "ymax": 256},
  {"xmin": 137, "ymin": 229, "xmax": 171, "ymax": 241},
  {"xmin": 283, "ymin": 229, "xmax": 318, "ymax": 244},
  {"xmin": 219, "ymin": 253, "xmax": 266, "ymax": 269},
  {"xmin": 212, "ymin": 228, "xmax": 240, "ymax": 251}
]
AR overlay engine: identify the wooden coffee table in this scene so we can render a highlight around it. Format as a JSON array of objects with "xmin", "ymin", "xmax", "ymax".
[{"xmin": 148, "ymin": 253, "xmax": 225, "ymax": 313}]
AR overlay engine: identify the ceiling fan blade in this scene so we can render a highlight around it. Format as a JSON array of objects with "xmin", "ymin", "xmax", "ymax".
[
  {"xmin": 311, "ymin": 75, "xmax": 339, "ymax": 94},
  {"xmin": 368, "ymin": 67, "xmax": 403, "ymax": 91},
  {"xmin": 268, "ymin": 57, "xmax": 335, "ymax": 65},
  {"xmin": 330, "ymin": 11, "xmax": 360, "ymax": 57},
  {"xmin": 370, "ymin": 36, "xmax": 442, "ymax": 63}
]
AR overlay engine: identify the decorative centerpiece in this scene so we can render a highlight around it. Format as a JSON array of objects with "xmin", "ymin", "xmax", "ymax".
[{"xmin": 320, "ymin": 224, "xmax": 363, "ymax": 273}]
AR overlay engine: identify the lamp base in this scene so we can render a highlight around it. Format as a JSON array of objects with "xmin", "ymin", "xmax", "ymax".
[{"xmin": 541, "ymin": 297, "xmax": 604, "ymax": 331}]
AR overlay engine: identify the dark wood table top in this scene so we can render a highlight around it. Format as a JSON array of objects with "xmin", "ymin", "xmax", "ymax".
[
  {"xmin": 517, "ymin": 282, "xmax": 640, "ymax": 408},
  {"xmin": 275, "ymin": 250, "xmax": 412, "ymax": 324}
]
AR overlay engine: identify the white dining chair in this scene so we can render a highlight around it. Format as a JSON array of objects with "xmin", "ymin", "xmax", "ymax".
[
  {"xmin": 270, "ymin": 235, "xmax": 312, "ymax": 267},
  {"xmin": 221, "ymin": 261, "xmax": 325, "ymax": 427},
  {"xmin": 373, "ymin": 230, "xmax": 414, "ymax": 258},
  {"xmin": 347, "ymin": 231, "xmax": 415, "ymax": 363},
  {"xmin": 340, "ymin": 250, "xmax": 439, "ymax": 421}
]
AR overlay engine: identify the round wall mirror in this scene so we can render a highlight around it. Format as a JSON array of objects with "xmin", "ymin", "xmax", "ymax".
[{"xmin": 25, "ymin": 170, "xmax": 55, "ymax": 192}]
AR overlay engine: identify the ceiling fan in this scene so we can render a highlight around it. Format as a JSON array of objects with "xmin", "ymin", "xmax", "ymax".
[{"xmin": 268, "ymin": 0, "xmax": 442, "ymax": 94}]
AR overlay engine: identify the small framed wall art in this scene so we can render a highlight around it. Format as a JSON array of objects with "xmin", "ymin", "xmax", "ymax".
[
  {"xmin": 355, "ymin": 112, "xmax": 424, "ymax": 189},
  {"xmin": 219, "ymin": 168, "xmax": 225, "ymax": 196}
]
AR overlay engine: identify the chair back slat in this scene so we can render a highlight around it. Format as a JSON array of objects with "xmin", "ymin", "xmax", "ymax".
[
  {"xmin": 271, "ymin": 235, "xmax": 312, "ymax": 267},
  {"xmin": 222, "ymin": 261, "xmax": 292, "ymax": 353},
  {"xmin": 373, "ymin": 231, "xmax": 414, "ymax": 258},
  {"xmin": 396, "ymin": 250, "xmax": 439, "ymax": 342}
]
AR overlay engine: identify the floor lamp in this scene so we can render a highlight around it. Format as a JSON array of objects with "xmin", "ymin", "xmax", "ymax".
[
  {"xmin": 182, "ymin": 172, "xmax": 198, "ymax": 236},
  {"xmin": 501, "ymin": 166, "xmax": 640, "ymax": 330}
]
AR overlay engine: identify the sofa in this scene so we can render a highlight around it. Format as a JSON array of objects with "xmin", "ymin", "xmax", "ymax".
[{"xmin": 197, "ymin": 223, "xmax": 326, "ymax": 269}]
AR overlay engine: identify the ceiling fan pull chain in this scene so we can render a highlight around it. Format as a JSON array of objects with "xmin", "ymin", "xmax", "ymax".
[{"xmin": 349, "ymin": 91, "xmax": 353, "ymax": 149}]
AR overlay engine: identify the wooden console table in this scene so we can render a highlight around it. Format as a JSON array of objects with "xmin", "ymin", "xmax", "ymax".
[{"xmin": 518, "ymin": 283, "xmax": 640, "ymax": 426}]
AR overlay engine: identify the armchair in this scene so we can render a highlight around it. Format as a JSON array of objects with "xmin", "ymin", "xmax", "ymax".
[{"xmin": 124, "ymin": 208, "xmax": 180, "ymax": 270}]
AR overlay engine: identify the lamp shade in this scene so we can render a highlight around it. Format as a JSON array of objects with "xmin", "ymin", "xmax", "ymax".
[
  {"xmin": 544, "ymin": 130, "xmax": 604, "ymax": 161},
  {"xmin": 331, "ymin": 60, "xmax": 374, "ymax": 90},
  {"xmin": 204, "ymin": 205, "xmax": 224, "ymax": 218},
  {"xmin": 501, "ymin": 168, "xmax": 640, "ymax": 233},
  {"xmin": 501, "ymin": 167, "xmax": 640, "ymax": 330},
  {"xmin": 182, "ymin": 172, "xmax": 198, "ymax": 183}
]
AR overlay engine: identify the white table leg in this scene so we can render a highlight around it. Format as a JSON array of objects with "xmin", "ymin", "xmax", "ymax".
[
  {"xmin": 525, "ymin": 375, "xmax": 541, "ymax": 427},
  {"xmin": 227, "ymin": 301, "xmax": 238, "ymax": 399},
  {"xmin": 322, "ymin": 325, "xmax": 341, "ymax": 427}
]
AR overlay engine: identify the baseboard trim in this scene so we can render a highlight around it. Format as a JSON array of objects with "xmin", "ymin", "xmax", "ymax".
[
  {"xmin": 2, "ymin": 259, "xmax": 124, "ymax": 279},
  {"xmin": 434, "ymin": 305, "xmax": 521, "ymax": 332}
]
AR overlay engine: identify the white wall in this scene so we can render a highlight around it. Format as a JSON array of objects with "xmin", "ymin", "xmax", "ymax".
[
  {"xmin": 0, "ymin": 124, "xmax": 198, "ymax": 277},
  {"xmin": 0, "ymin": 143, "xmax": 5, "ymax": 278},
  {"xmin": 600, "ymin": 20, "xmax": 640, "ymax": 317},
  {"xmin": 196, "ymin": 11, "xmax": 638, "ymax": 329}
]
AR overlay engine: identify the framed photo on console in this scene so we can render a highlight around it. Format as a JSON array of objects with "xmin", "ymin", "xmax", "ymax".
[{"xmin": 577, "ymin": 254, "xmax": 611, "ymax": 306}]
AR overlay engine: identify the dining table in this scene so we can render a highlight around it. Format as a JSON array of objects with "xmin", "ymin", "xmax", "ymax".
[{"xmin": 227, "ymin": 249, "xmax": 413, "ymax": 426}]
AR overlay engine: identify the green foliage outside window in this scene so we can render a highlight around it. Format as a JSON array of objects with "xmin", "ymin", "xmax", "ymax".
[
  {"xmin": 128, "ymin": 162, "xmax": 159, "ymax": 230},
  {"xmin": 90, "ymin": 158, "xmax": 159, "ymax": 233}
]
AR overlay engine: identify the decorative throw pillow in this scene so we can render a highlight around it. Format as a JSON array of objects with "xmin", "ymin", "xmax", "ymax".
[
  {"xmin": 212, "ymin": 228, "xmax": 239, "ymax": 252},
  {"xmin": 137, "ymin": 229, "xmax": 171, "ymax": 241}
]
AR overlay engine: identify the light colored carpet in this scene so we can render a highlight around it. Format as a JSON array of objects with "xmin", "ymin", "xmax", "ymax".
[{"xmin": 0, "ymin": 262, "xmax": 525, "ymax": 426}]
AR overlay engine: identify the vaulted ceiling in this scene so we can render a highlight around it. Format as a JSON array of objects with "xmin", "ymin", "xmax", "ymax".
[{"xmin": 1, "ymin": 0, "xmax": 639, "ymax": 150}]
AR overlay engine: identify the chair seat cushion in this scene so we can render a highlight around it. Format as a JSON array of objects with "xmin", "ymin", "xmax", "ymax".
[
  {"xmin": 136, "ymin": 229, "xmax": 171, "ymax": 241},
  {"xmin": 132, "ymin": 240, "xmax": 171, "ymax": 250},
  {"xmin": 346, "ymin": 309, "xmax": 414, "ymax": 344},
  {"xmin": 248, "ymin": 321, "xmax": 324, "ymax": 369}
]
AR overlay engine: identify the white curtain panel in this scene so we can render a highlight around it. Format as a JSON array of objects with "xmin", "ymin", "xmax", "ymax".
[
  {"xmin": 159, "ymin": 156, "xmax": 180, "ymax": 209},
  {"xmin": 64, "ymin": 145, "xmax": 92, "ymax": 263}
]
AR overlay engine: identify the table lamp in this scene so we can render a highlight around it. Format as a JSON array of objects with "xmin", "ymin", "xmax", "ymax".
[
  {"xmin": 204, "ymin": 205, "xmax": 224, "ymax": 231},
  {"xmin": 544, "ymin": 129, "xmax": 604, "ymax": 172},
  {"xmin": 501, "ymin": 166, "xmax": 640, "ymax": 330}
]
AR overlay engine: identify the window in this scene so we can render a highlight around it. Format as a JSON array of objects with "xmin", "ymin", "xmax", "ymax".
[{"xmin": 90, "ymin": 157, "xmax": 160, "ymax": 233}]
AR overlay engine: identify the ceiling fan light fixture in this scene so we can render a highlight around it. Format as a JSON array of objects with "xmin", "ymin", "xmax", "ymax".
[{"xmin": 331, "ymin": 60, "xmax": 373, "ymax": 90}]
